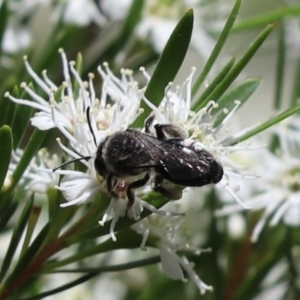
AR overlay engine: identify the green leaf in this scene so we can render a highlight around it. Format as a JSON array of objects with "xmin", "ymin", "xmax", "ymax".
[
  {"xmin": 192, "ymin": 0, "xmax": 241, "ymax": 96},
  {"xmin": 235, "ymin": 241, "xmax": 286, "ymax": 300},
  {"xmin": 11, "ymin": 104, "xmax": 33, "ymax": 150},
  {"xmin": 0, "ymin": 86, "xmax": 18, "ymax": 129},
  {"xmin": 0, "ymin": 202, "xmax": 17, "ymax": 232},
  {"xmin": 53, "ymin": 84, "xmax": 65, "ymax": 103},
  {"xmin": 45, "ymin": 205, "xmax": 77, "ymax": 243},
  {"xmin": 72, "ymin": 52, "xmax": 83, "ymax": 99},
  {"xmin": 44, "ymin": 228, "xmax": 144, "ymax": 271},
  {"xmin": 60, "ymin": 194, "xmax": 109, "ymax": 239},
  {"xmin": 0, "ymin": 125, "xmax": 12, "ymax": 192},
  {"xmin": 3, "ymin": 95, "xmax": 17, "ymax": 128},
  {"xmin": 2, "ymin": 223, "xmax": 50, "ymax": 292},
  {"xmin": 0, "ymin": 197, "xmax": 34, "ymax": 281},
  {"xmin": 291, "ymin": 56, "xmax": 300, "ymax": 107},
  {"xmin": 24, "ymin": 257, "xmax": 160, "ymax": 300},
  {"xmin": 46, "ymin": 188, "xmax": 69, "ymax": 229},
  {"xmin": 230, "ymin": 103, "xmax": 300, "ymax": 145},
  {"xmin": 200, "ymin": 23, "xmax": 277, "ymax": 109},
  {"xmin": 20, "ymin": 205, "xmax": 42, "ymax": 258},
  {"xmin": 192, "ymin": 56, "xmax": 236, "ymax": 110},
  {"xmin": 110, "ymin": 0, "xmax": 145, "ymax": 55},
  {"xmin": 33, "ymin": 26, "xmax": 79, "ymax": 72},
  {"xmin": 232, "ymin": 5, "xmax": 300, "ymax": 32},
  {"xmin": 10, "ymin": 84, "xmax": 34, "ymax": 150},
  {"xmin": 0, "ymin": 188, "xmax": 25, "ymax": 223},
  {"xmin": 274, "ymin": 22, "xmax": 285, "ymax": 110},
  {"xmin": 134, "ymin": 9, "xmax": 194, "ymax": 127},
  {"xmin": 212, "ymin": 78, "xmax": 261, "ymax": 127},
  {"xmin": 0, "ymin": 0, "xmax": 8, "ymax": 58},
  {"xmin": 84, "ymin": 0, "xmax": 145, "ymax": 72},
  {"xmin": 10, "ymin": 129, "xmax": 47, "ymax": 192},
  {"xmin": 0, "ymin": 91, "xmax": 16, "ymax": 127},
  {"xmin": 49, "ymin": 256, "xmax": 161, "ymax": 273}
]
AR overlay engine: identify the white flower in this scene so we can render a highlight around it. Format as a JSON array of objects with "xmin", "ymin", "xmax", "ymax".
[
  {"xmin": 142, "ymin": 67, "xmax": 258, "ymax": 209},
  {"xmin": 99, "ymin": 190, "xmax": 182, "ymax": 242},
  {"xmin": 7, "ymin": 0, "xmax": 49, "ymax": 15},
  {"xmin": 273, "ymin": 114, "xmax": 300, "ymax": 155},
  {"xmin": 25, "ymin": 148, "xmax": 60, "ymax": 195},
  {"xmin": 132, "ymin": 215, "xmax": 213, "ymax": 295},
  {"xmin": 216, "ymin": 116, "xmax": 300, "ymax": 242},
  {"xmin": 217, "ymin": 134, "xmax": 300, "ymax": 242},
  {"xmin": 2, "ymin": 22, "xmax": 31, "ymax": 53},
  {"xmin": 51, "ymin": 0, "xmax": 106, "ymax": 26},
  {"xmin": 252, "ymin": 150, "xmax": 300, "ymax": 241},
  {"xmin": 1, "ymin": 0, "xmax": 50, "ymax": 55},
  {"xmin": 100, "ymin": 0, "xmax": 132, "ymax": 21},
  {"xmin": 1, "ymin": 0, "xmax": 106, "ymax": 56},
  {"xmin": 6, "ymin": 50, "xmax": 145, "ymax": 215},
  {"xmin": 253, "ymin": 260, "xmax": 288, "ymax": 300},
  {"xmin": 7, "ymin": 52, "xmax": 258, "ymax": 244},
  {"xmin": 0, "ymin": 0, "xmax": 49, "ymax": 54},
  {"xmin": 101, "ymin": 0, "xmax": 217, "ymax": 61},
  {"xmin": 6, "ymin": 49, "xmax": 143, "ymax": 134},
  {"xmin": 55, "ymin": 161, "xmax": 102, "ymax": 206},
  {"xmin": 3, "ymin": 148, "xmax": 59, "ymax": 200},
  {"xmin": 2, "ymin": 149, "xmax": 26, "ymax": 192}
]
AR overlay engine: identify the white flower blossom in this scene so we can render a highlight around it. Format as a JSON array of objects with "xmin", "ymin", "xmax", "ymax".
[
  {"xmin": 7, "ymin": 52, "xmax": 259, "ymax": 242},
  {"xmin": 51, "ymin": 0, "xmax": 106, "ymax": 26},
  {"xmin": 2, "ymin": 22, "xmax": 32, "ymax": 54},
  {"xmin": 3, "ymin": 149, "xmax": 22, "ymax": 190},
  {"xmin": 5, "ymin": 46, "xmax": 266, "ymax": 296},
  {"xmin": 1, "ymin": 14, "xmax": 33, "ymax": 54},
  {"xmin": 1, "ymin": 0, "xmax": 48, "ymax": 54},
  {"xmin": 6, "ymin": 51, "xmax": 150, "ymax": 234},
  {"xmin": 216, "ymin": 116, "xmax": 300, "ymax": 242},
  {"xmin": 141, "ymin": 67, "xmax": 258, "ymax": 209},
  {"xmin": 25, "ymin": 148, "xmax": 60, "ymax": 195},
  {"xmin": 98, "ymin": 190, "xmax": 181, "ymax": 241},
  {"xmin": 3, "ymin": 148, "xmax": 59, "ymax": 200},
  {"xmin": 273, "ymin": 114, "xmax": 300, "ymax": 155},
  {"xmin": 1, "ymin": 0, "xmax": 105, "ymax": 56},
  {"xmin": 132, "ymin": 215, "xmax": 213, "ymax": 294},
  {"xmin": 101, "ymin": 0, "xmax": 217, "ymax": 62},
  {"xmin": 6, "ymin": 49, "xmax": 143, "ymax": 135}
]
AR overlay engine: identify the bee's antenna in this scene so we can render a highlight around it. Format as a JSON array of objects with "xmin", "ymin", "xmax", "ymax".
[
  {"xmin": 86, "ymin": 107, "xmax": 97, "ymax": 146},
  {"xmin": 53, "ymin": 156, "xmax": 92, "ymax": 172}
]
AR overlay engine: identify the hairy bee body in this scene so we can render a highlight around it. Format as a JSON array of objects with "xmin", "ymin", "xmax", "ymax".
[{"xmin": 95, "ymin": 118, "xmax": 223, "ymax": 205}]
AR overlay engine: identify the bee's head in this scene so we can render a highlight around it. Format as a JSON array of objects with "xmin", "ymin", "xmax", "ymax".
[{"xmin": 94, "ymin": 142, "xmax": 108, "ymax": 177}]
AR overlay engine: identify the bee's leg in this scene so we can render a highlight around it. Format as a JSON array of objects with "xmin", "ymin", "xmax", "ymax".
[
  {"xmin": 106, "ymin": 173, "xmax": 113, "ymax": 194},
  {"xmin": 106, "ymin": 173, "xmax": 118, "ymax": 198},
  {"xmin": 144, "ymin": 113, "xmax": 155, "ymax": 133},
  {"xmin": 154, "ymin": 175, "xmax": 182, "ymax": 200},
  {"xmin": 127, "ymin": 173, "xmax": 150, "ymax": 207},
  {"xmin": 154, "ymin": 124, "xmax": 188, "ymax": 140}
]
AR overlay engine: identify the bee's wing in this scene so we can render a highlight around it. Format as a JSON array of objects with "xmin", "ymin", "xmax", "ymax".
[
  {"xmin": 138, "ymin": 136, "xmax": 210, "ymax": 175},
  {"xmin": 159, "ymin": 144, "xmax": 212, "ymax": 180},
  {"xmin": 133, "ymin": 133, "xmax": 222, "ymax": 186}
]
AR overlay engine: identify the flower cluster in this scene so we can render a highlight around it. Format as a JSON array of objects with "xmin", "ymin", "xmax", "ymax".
[
  {"xmin": 3, "ymin": 147, "xmax": 59, "ymax": 200},
  {"xmin": 132, "ymin": 213, "xmax": 213, "ymax": 294},
  {"xmin": 216, "ymin": 115, "xmax": 300, "ymax": 242},
  {"xmin": 5, "ymin": 50, "xmax": 259, "ymax": 293},
  {"xmin": 2, "ymin": 0, "xmax": 106, "ymax": 54}
]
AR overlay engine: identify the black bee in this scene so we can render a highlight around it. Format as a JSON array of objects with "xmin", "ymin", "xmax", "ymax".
[
  {"xmin": 54, "ymin": 108, "xmax": 223, "ymax": 206},
  {"xmin": 93, "ymin": 113, "xmax": 223, "ymax": 206}
]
